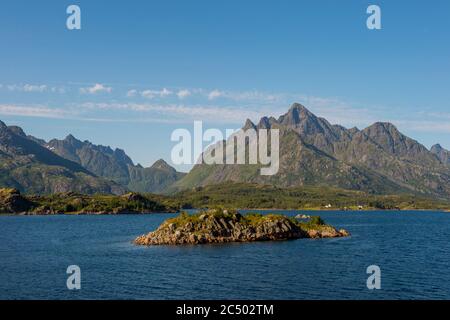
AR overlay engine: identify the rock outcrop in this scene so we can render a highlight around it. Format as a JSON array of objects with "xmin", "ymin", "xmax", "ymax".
[
  {"xmin": 134, "ymin": 209, "xmax": 349, "ymax": 245},
  {"xmin": 0, "ymin": 188, "xmax": 34, "ymax": 213}
]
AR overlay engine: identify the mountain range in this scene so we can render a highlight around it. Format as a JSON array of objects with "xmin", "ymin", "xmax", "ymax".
[
  {"xmin": 172, "ymin": 103, "xmax": 450, "ymax": 199},
  {"xmin": 0, "ymin": 120, "xmax": 184, "ymax": 195},
  {"xmin": 44, "ymin": 135, "xmax": 185, "ymax": 193},
  {"xmin": 1, "ymin": 103, "xmax": 450, "ymax": 199}
]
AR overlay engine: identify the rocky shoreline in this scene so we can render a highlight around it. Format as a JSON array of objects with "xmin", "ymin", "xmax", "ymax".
[{"xmin": 134, "ymin": 209, "xmax": 350, "ymax": 245}]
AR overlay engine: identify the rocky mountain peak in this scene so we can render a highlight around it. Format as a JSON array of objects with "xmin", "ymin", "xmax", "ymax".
[
  {"xmin": 60, "ymin": 134, "xmax": 84, "ymax": 150},
  {"xmin": 7, "ymin": 126, "xmax": 26, "ymax": 137},
  {"xmin": 257, "ymin": 116, "xmax": 272, "ymax": 129},
  {"xmin": 150, "ymin": 159, "xmax": 174, "ymax": 171},
  {"xmin": 366, "ymin": 122, "xmax": 400, "ymax": 134},
  {"xmin": 113, "ymin": 148, "xmax": 134, "ymax": 166},
  {"xmin": 431, "ymin": 144, "xmax": 443, "ymax": 152},
  {"xmin": 243, "ymin": 119, "xmax": 256, "ymax": 130},
  {"xmin": 65, "ymin": 134, "xmax": 80, "ymax": 143},
  {"xmin": 278, "ymin": 103, "xmax": 315, "ymax": 126},
  {"xmin": 363, "ymin": 122, "xmax": 405, "ymax": 145}
]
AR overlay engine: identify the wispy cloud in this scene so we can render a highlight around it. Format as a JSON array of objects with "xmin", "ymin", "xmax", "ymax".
[
  {"xmin": 126, "ymin": 89, "xmax": 138, "ymax": 97},
  {"xmin": 4, "ymin": 84, "xmax": 54, "ymax": 93},
  {"xmin": 141, "ymin": 88, "xmax": 173, "ymax": 99},
  {"xmin": 80, "ymin": 102, "xmax": 265, "ymax": 123},
  {"xmin": 0, "ymin": 104, "xmax": 74, "ymax": 118},
  {"xmin": 80, "ymin": 83, "xmax": 112, "ymax": 94},
  {"xmin": 177, "ymin": 89, "xmax": 191, "ymax": 99},
  {"xmin": 2, "ymin": 82, "xmax": 450, "ymax": 138},
  {"xmin": 23, "ymin": 84, "xmax": 48, "ymax": 92},
  {"xmin": 207, "ymin": 89, "xmax": 224, "ymax": 100},
  {"xmin": 394, "ymin": 120, "xmax": 450, "ymax": 134}
]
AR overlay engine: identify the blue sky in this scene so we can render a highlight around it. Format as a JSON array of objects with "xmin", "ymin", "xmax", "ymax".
[{"xmin": 1, "ymin": 0, "xmax": 450, "ymax": 171}]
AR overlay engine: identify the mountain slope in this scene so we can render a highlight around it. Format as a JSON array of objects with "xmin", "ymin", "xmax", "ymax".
[
  {"xmin": 0, "ymin": 121, "xmax": 126, "ymax": 195},
  {"xmin": 431, "ymin": 144, "xmax": 450, "ymax": 166},
  {"xmin": 173, "ymin": 103, "xmax": 450, "ymax": 199},
  {"xmin": 46, "ymin": 135, "xmax": 133, "ymax": 186},
  {"xmin": 127, "ymin": 159, "xmax": 186, "ymax": 193},
  {"xmin": 46, "ymin": 135, "xmax": 185, "ymax": 193}
]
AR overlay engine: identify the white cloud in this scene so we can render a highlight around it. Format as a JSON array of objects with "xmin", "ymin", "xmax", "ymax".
[
  {"xmin": 5, "ymin": 84, "xmax": 51, "ymax": 93},
  {"xmin": 0, "ymin": 104, "xmax": 73, "ymax": 118},
  {"xmin": 204, "ymin": 89, "xmax": 288, "ymax": 103},
  {"xmin": 80, "ymin": 83, "xmax": 112, "ymax": 94},
  {"xmin": 50, "ymin": 86, "xmax": 66, "ymax": 94},
  {"xmin": 23, "ymin": 84, "xmax": 47, "ymax": 92},
  {"xmin": 208, "ymin": 89, "xmax": 224, "ymax": 100},
  {"xmin": 395, "ymin": 120, "xmax": 450, "ymax": 134},
  {"xmin": 141, "ymin": 88, "xmax": 173, "ymax": 99},
  {"xmin": 160, "ymin": 88, "xmax": 172, "ymax": 97},
  {"xmin": 141, "ymin": 90, "xmax": 156, "ymax": 99},
  {"xmin": 126, "ymin": 89, "xmax": 138, "ymax": 97},
  {"xmin": 80, "ymin": 102, "xmax": 266, "ymax": 124},
  {"xmin": 177, "ymin": 89, "xmax": 191, "ymax": 99}
]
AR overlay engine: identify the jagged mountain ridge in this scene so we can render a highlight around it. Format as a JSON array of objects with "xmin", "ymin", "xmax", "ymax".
[
  {"xmin": 45, "ymin": 134, "xmax": 185, "ymax": 193},
  {"xmin": 0, "ymin": 120, "xmax": 185, "ymax": 194},
  {"xmin": 0, "ymin": 120, "xmax": 126, "ymax": 195},
  {"xmin": 173, "ymin": 103, "xmax": 450, "ymax": 199}
]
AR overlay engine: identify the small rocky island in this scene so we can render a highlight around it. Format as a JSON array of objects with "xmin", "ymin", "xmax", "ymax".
[{"xmin": 134, "ymin": 209, "xmax": 350, "ymax": 245}]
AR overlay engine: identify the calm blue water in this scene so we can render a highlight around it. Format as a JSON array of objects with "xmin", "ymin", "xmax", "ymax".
[{"xmin": 0, "ymin": 210, "xmax": 449, "ymax": 300}]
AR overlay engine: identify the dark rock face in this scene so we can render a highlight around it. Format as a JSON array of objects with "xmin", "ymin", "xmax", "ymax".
[
  {"xmin": 134, "ymin": 210, "xmax": 349, "ymax": 245},
  {"xmin": 174, "ymin": 103, "xmax": 450, "ymax": 199}
]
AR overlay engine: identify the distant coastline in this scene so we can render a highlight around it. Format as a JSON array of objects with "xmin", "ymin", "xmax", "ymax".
[{"xmin": 1, "ymin": 182, "xmax": 449, "ymax": 215}]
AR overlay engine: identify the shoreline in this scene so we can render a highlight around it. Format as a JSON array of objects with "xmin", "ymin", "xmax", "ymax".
[{"xmin": 1, "ymin": 208, "xmax": 449, "ymax": 216}]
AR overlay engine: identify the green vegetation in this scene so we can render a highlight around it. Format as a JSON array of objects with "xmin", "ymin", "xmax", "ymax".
[
  {"xmin": 28, "ymin": 192, "xmax": 173, "ymax": 214},
  {"xmin": 172, "ymin": 182, "xmax": 450, "ymax": 211},
  {"xmin": 164, "ymin": 209, "xmax": 328, "ymax": 230},
  {"xmin": 2, "ymin": 181, "xmax": 449, "ymax": 215},
  {"xmin": 0, "ymin": 188, "xmax": 177, "ymax": 214}
]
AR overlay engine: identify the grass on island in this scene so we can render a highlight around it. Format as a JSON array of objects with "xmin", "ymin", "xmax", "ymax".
[{"xmin": 164, "ymin": 209, "xmax": 330, "ymax": 233}]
